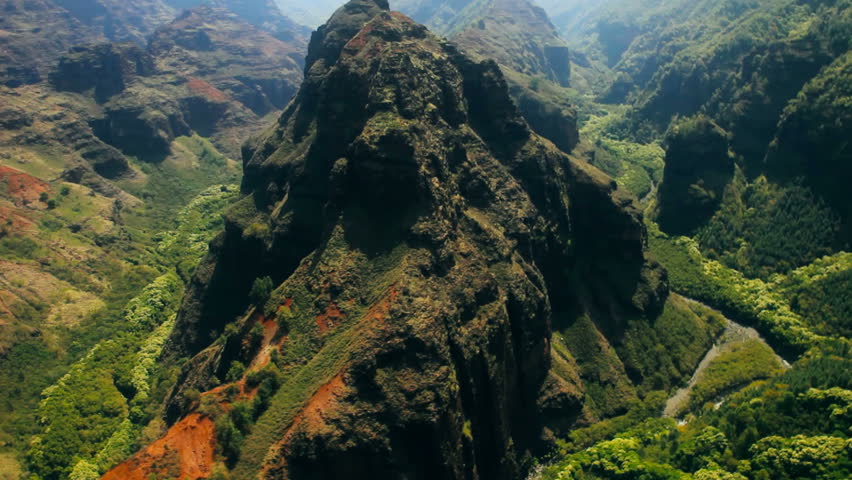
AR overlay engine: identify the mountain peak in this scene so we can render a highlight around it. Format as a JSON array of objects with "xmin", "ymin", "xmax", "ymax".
[{"xmin": 304, "ymin": 0, "xmax": 391, "ymax": 73}]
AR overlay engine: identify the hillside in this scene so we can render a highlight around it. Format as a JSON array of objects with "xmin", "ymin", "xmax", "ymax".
[
  {"xmin": 0, "ymin": 0, "xmax": 308, "ymax": 87},
  {"xmin": 535, "ymin": 0, "xmax": 851, "ymax": 277},
  {"xmin": 0, "ymin": 2, "xmax": 308, "ymax": 478}
]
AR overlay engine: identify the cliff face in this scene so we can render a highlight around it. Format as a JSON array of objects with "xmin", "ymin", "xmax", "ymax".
[{"xmin": 156, "ymin": 2, "xmax": 669, "ymax": 479}]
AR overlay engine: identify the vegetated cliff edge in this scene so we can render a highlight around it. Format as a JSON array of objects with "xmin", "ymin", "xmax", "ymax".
[{"xmin": 125, "ymin": 1, "xmax": 718, "ymax": 479}]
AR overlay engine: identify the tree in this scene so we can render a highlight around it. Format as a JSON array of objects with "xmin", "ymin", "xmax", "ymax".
[
  {"xmin": 249, "ymin": 276, "xmax": 274, "ymax": 306},
  {"xmin": 226, "ymin": 361, "xmax": 246, "ymax": 383}
]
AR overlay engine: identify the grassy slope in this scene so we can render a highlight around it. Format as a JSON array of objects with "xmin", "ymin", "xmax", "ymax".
[{"xmin": 0, "ymin": 124, "xmax": 240, "ymax": 478}]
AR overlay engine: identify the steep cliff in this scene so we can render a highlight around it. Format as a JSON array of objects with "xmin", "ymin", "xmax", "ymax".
[{"xmin": 120, "ymin": 2, "xmax": 725, "ymax": 480}]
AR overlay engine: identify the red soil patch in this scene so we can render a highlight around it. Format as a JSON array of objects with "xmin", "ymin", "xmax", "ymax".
[
  {"xmin": 297, "ymin": 373, "xmax": 345, "ymax": 429},
  {"xmin": 0, "ymin": 166, "xmax": 49, "ymax": 206},
  {"xmin": 0, "ymin": 205, "xmax": 36, "ymax": 230},
  {"xmin": 100, "ymin": 414, "xmax": 215, "ymax": 480},
  {"xmin": 261, "ymin": 374, "xmax": 347, "ymax": 476},
  {"xmin": 276, "ymin": 298, "xmax": 294, "ymax": 316},
  {"xmin": 315, "ymin": 301, "xmax": 344, "ymax": 334},
  {"xmin": 187, "ymin": 77, "xmax": 228, "ymax": 102}
]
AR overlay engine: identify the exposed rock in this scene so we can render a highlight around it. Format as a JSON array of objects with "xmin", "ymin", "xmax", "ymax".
[
  {"xmin": 0, "ymin": 106, "xmax": 33, "ymax": 130},
  {"xmin": 398, "ymin": 0, "xmax": 580, "ymax": 153},
  {"xmin": 0, "ymin": 0, "xmax": 101, "ymax": 86},
  {"xmin": 449, "ymin": 0, "xmax": 572, "ymax": 88},
  {"xmin": 50, "ymin": 0, "xmax": 177, "ymax": 44},
  {"xmin": 91, "ymin": 94, "xmax": 192, "ymax": 160},
  {"xmin": 50, "ymin": 43, "xmax": 155, "ymax": 102}
]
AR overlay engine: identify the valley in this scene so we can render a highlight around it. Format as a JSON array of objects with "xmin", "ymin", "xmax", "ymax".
[{"xmin": 0, "ymin": 1, "xmax": 849, "ymax": 480}]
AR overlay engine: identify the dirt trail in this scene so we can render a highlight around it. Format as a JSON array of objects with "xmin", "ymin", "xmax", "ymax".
[{"xmin": 663, "ymin": 298, "xmax": 788, "ymax": 418}]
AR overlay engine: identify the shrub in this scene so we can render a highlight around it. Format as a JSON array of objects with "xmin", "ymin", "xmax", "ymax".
[
  {"xmin": 249, "ymin": 277, "xmax": 274, "ymax": 306},
  {"xmin": 215, "ymin": 415, "xmax": 244, "ymax": 468},
  {"xmin": 226, "ymin": 361, "xmax": 246, "ymax": 383}
]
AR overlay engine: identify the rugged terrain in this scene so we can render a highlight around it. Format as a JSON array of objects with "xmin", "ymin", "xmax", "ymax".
[
  {"xmin": 1, "ymin": 1, "xmax": 850, "ymax": 480},
  {"xmin": 101, "ymin": 1, "xmax": 727, "ymax": 479},
  {"xmin": 0, "ymin": 1, "xmax": 309, "ymax": 478},
  {"xmin": 397, "ymin": 0, "xmax": 580, "ymax": 154}
]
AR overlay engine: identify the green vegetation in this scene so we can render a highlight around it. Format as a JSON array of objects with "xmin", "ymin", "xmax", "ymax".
[
  {"xmin": 249, "ymin": 276, "xmax": 274, "ymax": 306},
  {"xmin": 26, "ymin": 273, "xmax": 181, "ymax": 480},
  {"xmin": 778, "ymin": 254, "xmax": 852, "ymax": 338},
  {"xmin": 230, "ymin": 231, "xmax": 410, "ymax": 479},
  {"xmin": 619, "ymin": 296, "xmax": 725, "ymax": 395},
  {"xmin": 687, "ymin": 339, "xmax": 784, "ymax": 411},
  {"xmin": 697, "ymin": 173, "xmax": 840, "ymax": 278},
  {"xmin": 4, "ymin": 180, "xmax": 239, "ymax": 479},
  {"xmin": 542, "ymin": 352, "xmax": 852, "ymax": 480},
  {"xmin": 582, "ymin": 109, "xmax": 665, "ymax": 199},
  {"xmin": 647, "ymin": 221, "xmax": 829, "ymax": 356}
]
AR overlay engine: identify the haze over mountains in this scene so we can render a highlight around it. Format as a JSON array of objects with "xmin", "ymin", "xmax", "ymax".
[{"xmin": 0, "ymin": 1, "xmax": 850, "ymax": 480}]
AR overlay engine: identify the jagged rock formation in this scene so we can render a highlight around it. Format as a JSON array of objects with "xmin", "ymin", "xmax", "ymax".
[{"xmin": 151, "ymin": 2, "xmax": 680, "ymax": 479}]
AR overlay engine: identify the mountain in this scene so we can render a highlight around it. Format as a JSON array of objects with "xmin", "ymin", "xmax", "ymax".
[
  {"xmin": 402, "ymin": 0, "xmax": 571, "ymax": 87},
  {"xmin": 0, "ymin": 0, "xmax": 307, "ymax": 88},
  {"xmin": 397, "ymin": 0, "xmax": 580, "ymax": 153},
  {"xmin": 149, "ymin": 6, "xmax": 306, "ymax": 117},
  {"xmin": 98, "ymin": 1, "xmax": 730, "ymax": 479},
  {"xmin": 44, "ymin": 4, "xmax": 307, "ymax": 163},
  {"xmin": 533, "ymin": 0, "xmax": 852, "ymax": 278},
  {"xmin": 168, "ymin": 0, "xmax": 312, "ymax": 40},
  {"xmin": 0, "ymin": 0, "xmax": 176, "ymax": 86}
]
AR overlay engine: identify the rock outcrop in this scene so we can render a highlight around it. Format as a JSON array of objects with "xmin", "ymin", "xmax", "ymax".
[
  {"xmin": 155, "ymin": 2, "xmax": 669, "ymax": 479},
  {"xmin": 657, "ymin": 116, "xmax": 734, "ymax": 236},
  {"xmin": 50, "ymin": 43, "xmax": 156, "ymax": 102},
  {"xmin": 45, "ymin": 4, "xmax": 308, "ymax": 161}
]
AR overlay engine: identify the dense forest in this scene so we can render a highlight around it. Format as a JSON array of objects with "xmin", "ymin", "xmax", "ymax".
[{"xmin": 0, "ymin": 1, "xmax": 849, "ymax": 480}]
